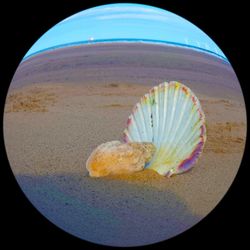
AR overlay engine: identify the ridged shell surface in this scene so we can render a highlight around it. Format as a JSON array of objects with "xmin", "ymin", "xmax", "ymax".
[{"xmin": 123, "ymin": 81, "xmax": 206, "ymax": 177}]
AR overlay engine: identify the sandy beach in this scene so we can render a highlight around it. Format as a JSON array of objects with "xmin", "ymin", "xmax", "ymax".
[{"xmin": 4, "ymin": 43, "xmax": 246, "ymax": 246}]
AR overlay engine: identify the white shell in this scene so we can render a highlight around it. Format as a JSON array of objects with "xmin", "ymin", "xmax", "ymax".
[{"xmin": 123, "ymin": 81, "xmax": 206, "ymax": 177}]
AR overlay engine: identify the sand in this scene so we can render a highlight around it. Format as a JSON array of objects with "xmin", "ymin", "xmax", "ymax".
[{"xmin": 3, "ymin": 43, "xmax": 246, "ymax": 247}]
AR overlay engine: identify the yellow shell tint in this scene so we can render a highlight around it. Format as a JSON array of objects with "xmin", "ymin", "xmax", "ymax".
[{"xmin": 86, "ymin": 141, "xmax": 156, "ymax": 177}]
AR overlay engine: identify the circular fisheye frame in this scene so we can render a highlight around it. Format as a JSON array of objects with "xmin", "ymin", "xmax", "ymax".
[{"xmin": 3, "ymin": 3, "xmax": 246, "ymax": 247}]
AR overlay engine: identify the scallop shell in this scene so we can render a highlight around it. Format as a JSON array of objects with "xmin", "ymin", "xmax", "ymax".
[{"xmin": 123, "ymin": 81, "xmax": 206, "ymax": 177}]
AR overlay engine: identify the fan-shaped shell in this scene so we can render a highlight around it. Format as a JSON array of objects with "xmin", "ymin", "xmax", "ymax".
[{"xmin": 123, "ymin": 81, "xmax": 206, "ymax": 177}]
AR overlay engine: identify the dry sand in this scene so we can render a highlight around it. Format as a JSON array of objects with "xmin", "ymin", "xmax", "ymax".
[{"xmin": 3, "ymin": 43, "xmax": 247, "ymax": 246}]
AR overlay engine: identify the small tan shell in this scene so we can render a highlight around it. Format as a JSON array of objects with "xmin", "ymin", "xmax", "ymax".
[{"xmin": 86, "ymin": 141, "xmax": 156, "ymax": 177}]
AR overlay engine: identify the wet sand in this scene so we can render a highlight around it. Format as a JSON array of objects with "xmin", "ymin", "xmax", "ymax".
[{"xmin": 4, "ymin": 43, "xmax": 246, "ymax": 246}]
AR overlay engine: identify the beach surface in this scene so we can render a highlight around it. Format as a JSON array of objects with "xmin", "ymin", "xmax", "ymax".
[{"xmin": 4, "ymin": 43, "xmax": 246, "ymax": 246}]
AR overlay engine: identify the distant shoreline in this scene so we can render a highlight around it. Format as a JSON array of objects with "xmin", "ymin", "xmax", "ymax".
[
  {"xmin": 12, "ymin": 42, "xmax": 242, "ymax": 103},
  {"xmin": 23, "ymin": 39, "xmax": 229, "ymax": 63}
]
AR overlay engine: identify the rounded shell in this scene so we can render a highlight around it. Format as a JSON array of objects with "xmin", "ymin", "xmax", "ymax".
[{"xmin": 123, "ymin": 81, "xmax": 206, "ymax": 177}]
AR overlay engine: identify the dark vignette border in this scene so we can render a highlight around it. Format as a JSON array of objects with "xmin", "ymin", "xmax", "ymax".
[{"xmin": 0, "ymin": 0, "xmax": 248, "ymax": 249}]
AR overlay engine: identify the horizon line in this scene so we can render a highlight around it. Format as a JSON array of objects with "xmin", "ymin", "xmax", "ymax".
[{"xmin": 22, "ymin": 38, "xmax": 229, "ymax": 63}]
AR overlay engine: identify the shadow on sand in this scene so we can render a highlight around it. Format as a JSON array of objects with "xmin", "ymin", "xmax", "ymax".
[{"xmin": 15, "ymin": 173, "xmax": 201, "ymax": 247}]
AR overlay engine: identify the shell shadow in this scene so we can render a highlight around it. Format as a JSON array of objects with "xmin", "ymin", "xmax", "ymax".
[{"xmin": 15, "ymin": 173, "xmax": 202, "ymax": 247}]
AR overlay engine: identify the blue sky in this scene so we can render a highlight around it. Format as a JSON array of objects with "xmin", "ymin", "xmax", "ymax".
[{"xmin": 24, "ymin": 3, "xmax": 227, "ymax": 60}]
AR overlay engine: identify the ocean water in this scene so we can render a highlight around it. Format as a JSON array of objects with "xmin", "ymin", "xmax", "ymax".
[{"xmin": 22, "ymin": 39, "xmax": 229, "ymax": 63}]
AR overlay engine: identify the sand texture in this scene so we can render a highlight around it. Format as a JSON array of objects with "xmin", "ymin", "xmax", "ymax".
[{"xmin": 4, "ymin": 43, "xmax": 246, "ymax": 246}]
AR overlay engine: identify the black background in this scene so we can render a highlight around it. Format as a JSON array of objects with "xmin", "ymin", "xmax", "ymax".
[{"xmin": 0, "ymin": 0, "xmax": 248, "ymax": 249}]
